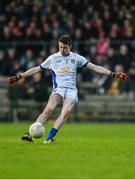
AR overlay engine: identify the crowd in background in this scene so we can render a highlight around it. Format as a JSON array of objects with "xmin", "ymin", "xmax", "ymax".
[{"xmin": 0, "ymin": 0, "xmax": 135, "ymax": 101}]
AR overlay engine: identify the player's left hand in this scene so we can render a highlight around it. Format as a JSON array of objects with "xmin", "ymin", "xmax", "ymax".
[{"xmin": 110, "ymin": 72, "xmax": 128, "ymax": 80}]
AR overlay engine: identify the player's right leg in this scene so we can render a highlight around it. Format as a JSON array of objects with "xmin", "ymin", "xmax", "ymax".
[
  {"xmin": 22, "ymin": 93, "xmax": 62, "ymax": 142},
  {"xmin": 36, "ymin": 93, "xmax": 62, "ymax": 124}
]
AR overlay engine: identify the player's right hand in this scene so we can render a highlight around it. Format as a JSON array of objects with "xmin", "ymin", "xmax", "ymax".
[{"xmin": 7, "ymin": 74, "xmax": 22, "ymax": 84}]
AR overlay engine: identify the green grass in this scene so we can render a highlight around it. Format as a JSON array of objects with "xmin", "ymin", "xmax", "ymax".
[{"xmin": 0, "ymin": 122, "xmax": 135, "ymax": 178}]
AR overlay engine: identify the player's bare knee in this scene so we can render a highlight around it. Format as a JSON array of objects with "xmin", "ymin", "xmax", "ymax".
[
  {"xmin": 61, "ymin": 112, "xmax": 70, "ymax": 120},
  {"xmin": 43, "ymin": 108, "xmax": 53, "ymax": 116}
]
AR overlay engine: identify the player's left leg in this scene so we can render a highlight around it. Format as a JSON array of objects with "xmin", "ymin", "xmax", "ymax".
[
  {"xmin": 53, "ymin": 98, "xmax": 76, "ymax": 129},
  {"xmin": 44, "ymin": 97, "xmax": 76, "ymax": 144}
]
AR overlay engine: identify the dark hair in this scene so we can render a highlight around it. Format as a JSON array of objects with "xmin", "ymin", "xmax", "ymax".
[{"xmin": 58, "ymin": 35, "xmax": 72, "ymax": 46}]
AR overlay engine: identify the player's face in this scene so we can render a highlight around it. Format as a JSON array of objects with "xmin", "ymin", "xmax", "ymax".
[{"xmin": 59, "ymin": 42, "xmax": 71, "ymax": 56}]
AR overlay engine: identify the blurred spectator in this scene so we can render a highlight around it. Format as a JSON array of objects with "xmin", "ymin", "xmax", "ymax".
[
  {"xmin": 4, "ymin": 48, "xmax": 18, "ymax": 76},
  {"xmin": 97, "ymin": 37, "xmax": 110, "ymax": 56},
  {"xmin": 8, "ymin": 77, "xmax": 30, "ymax": 101},
  {"xmin": 20, "ymin": 49, "xmax": 35, "ymax": 71},
  {"xmin": 116, "ymin": 44, "xmax": 132, "ymax": 72},
  {"xmin": 92, "ymin": 64, "xmax": 111, "ymax": 95},
  {"xmin": 108, "ymin": 65, "xmax": 127, "ymax": 95},
  {"xmin": 128, "ymin": 62, "xmax": 135, "ymax": 96},
  {"xmin": 0, "ymin": 50, "xmax": 6, "ymax": 75},
  {"xmin": 106, "ymin": 48, "xmax": 117, "ymax": 72},
  {"xmin": 28, "ymin": 73, "xmax": 49, "ymax": 102}
]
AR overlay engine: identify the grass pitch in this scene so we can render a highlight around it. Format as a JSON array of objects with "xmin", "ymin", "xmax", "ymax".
[{"xmin": 0, "ymin": 122, "xmax": 135, "ymax": 178}]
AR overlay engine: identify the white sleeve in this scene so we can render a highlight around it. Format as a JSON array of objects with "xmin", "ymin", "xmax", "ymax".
[
  {"xmin": 76, "ymin": 54, "xmax": 89, "ymax": 68},
  {"xmin": 39, "ymin": 55, "xmax": 53, "ymax": 70}
]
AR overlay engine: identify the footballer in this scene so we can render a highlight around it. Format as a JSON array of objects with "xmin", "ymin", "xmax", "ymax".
[{"xmin": 8, "ymin": 35, "xmax": 127, "ymax": 144}]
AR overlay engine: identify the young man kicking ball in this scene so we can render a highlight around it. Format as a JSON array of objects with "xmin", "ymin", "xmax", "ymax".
[{"xmin": 8, "ymin": 35, "xmax": 127, "ymax": 144}]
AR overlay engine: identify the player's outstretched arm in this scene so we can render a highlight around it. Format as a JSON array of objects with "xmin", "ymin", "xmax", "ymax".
[
  {"xmin": 7, "ymin": 66, "xmax": 41, "ymax": 84},
  {"xmin": 86, "ymin": 62, "xmax": 128, "ymax": 80}
]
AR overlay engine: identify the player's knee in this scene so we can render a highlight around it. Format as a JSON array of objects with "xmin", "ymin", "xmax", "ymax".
[
  {"xmin": 61, "ymin": 111, "xmax": 70, "ymax": 120},
  {"xmin": 43, "ymin": 108, "xmax": 53, "ymax": 116}
]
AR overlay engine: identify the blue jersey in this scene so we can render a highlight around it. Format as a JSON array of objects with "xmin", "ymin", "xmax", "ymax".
[{"xmin": 40, "ymin": 51, "xmax": 89, "ymax": 89}]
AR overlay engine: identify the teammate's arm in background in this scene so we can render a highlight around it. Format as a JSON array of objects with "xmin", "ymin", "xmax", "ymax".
[
  {"xmin": 8, "ymin": 66, "xmax": 41, "ymax": 84},
  {"xmin": 86, "ymin": 62, "xmax": 128, "ymax": 80}
]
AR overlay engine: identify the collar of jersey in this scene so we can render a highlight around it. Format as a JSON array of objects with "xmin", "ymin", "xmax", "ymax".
[
  {"xmin": 59, "ymin": 51, "xmax": 70, "ymax": 57},
  {"xmin": 64, "ymin": 53, "xmax": 70, "ymax": 56}
]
